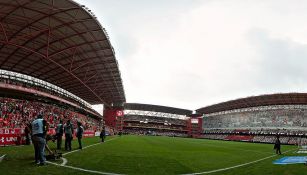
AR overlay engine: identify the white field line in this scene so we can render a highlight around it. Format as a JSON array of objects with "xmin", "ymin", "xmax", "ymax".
[
  {"xmin": 62, "ymin": 143, "xmax": 100, "ymax": 156},
  {"xmin": 48, "ymin": 137, "xmax": 295, "ymax": 175},
  {"xmin": 47, "ymin": 137, "xmax": 121, "ymax": 175},
  {"xmin": 0, "ymin": 154, "xmax": 6, "ymax": 162},
  {"xmin": 47, "ymin": 161, "xmax": 123, "ymax": 175},
  {"xmin": 181, "ymin": 148, "xmax": 297, "ymax": 175},
  {"xmin": 63, "ymin": 137, "xmax": 118, "ymax": 156},
  {"xmin": 61, "ymin": 157, "xmax": 68, "ymax": 166}
]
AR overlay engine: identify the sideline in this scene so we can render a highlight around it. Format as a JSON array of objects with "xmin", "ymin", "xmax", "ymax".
[{"xmin": 180, "ymin": 148, "xmax": 296, "ymax": 175}]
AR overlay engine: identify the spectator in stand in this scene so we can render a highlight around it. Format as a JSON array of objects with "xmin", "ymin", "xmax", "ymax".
[
  {"xmin": 76, "ymin": 121, "xmax": 84, "ymax": 149},
  {"xmin": 64, "ymin": 120, "xmax": 73, "ymax": 151},
  {"xmin": 274, "ymin": 135, "xmax": 282, "ymax": 155},
  {"xmin": 30, "ymin": 114, "xmax": 47, "ymax": 165},
  {"xmin": 0, "ymin": 97, "xmax": 100, "ymax": 131},
  {"xmin": 56, "ymin": 120, "xmax": 64, "ymax": 150}
]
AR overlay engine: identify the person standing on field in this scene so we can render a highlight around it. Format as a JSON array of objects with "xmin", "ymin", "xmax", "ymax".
[
  {"xmin": 100, "ymin": 128, "xmax": 106, "ymax": 142},
  {"xmin": 274, "ymin": 135, "xmax": 282, "ymax": 155},
  {"xmin": 76, "ymin": 121, "xmax": 84, "ymax": 149},
  {"xmin": 56, "ymin": 120, "xmax": 63, "ymax": 150},
  {"xmin": 31, "ymin": 114, "xmax": 47, "ymax": 165},
  {"xmin": 64, "ymin": 120, "xmax": 73, "ymax": 151}
]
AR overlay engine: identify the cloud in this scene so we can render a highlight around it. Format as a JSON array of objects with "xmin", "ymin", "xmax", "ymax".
[
  {"xmin": 76, "ymin": 0, "xmax": 307, "ymax": 110},
  {"xmin": 247, "ymin": 28, "xmax": 307, "ymax": 91}
]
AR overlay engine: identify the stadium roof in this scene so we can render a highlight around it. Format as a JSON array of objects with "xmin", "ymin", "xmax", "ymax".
[
  {"xmin": 196, "ymin": 93, "xmax": 307, "ymax": 114},
  {"xmin": 0, "ymin": 0, "xmax": 125, "ymax": 106},
  {"xmin": 124, "ymin": 103, "xmax": 192, "ymax": 115}
]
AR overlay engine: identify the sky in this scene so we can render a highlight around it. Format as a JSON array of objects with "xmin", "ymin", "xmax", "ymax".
[{"xmin": 76, "ymin": 0, "xmax": 307, "ymax": 111}]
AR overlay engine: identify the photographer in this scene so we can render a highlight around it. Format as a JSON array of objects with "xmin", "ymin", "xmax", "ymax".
[{"xmin": 31, "ymin": 114, "xmax": 47, "ymax": 165}]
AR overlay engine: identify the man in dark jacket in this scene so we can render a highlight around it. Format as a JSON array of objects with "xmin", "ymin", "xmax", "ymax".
[
  {"xmin": 56, "ymin": 120, "xmax": 63, "ymax": 150},
  {"xmin": 100, "ymin": 128, "xmax": 106, "ymax": 142},
  {"xmin": 76, "ymin": 122, "xmax": 84, "ymax": 149},
  {"xmin": 64, "ymin": 120, "xmax": 73, "ymax": 151},
  {"xmin": 274, "ymin": 135, "xmax": 281, "ymax": 155}
]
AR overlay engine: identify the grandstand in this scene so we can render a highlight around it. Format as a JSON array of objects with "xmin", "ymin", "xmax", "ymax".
[
  {"xmin": 197, "ymin": 93, "xmax": 307, "ymax": 145},
  {"xmin": 122, "ymin": 103, "xmax": 192, "ymax": 137},
  {"xmin": 0, "ymin": 0, "xmax": 125, "ymax": 146}
]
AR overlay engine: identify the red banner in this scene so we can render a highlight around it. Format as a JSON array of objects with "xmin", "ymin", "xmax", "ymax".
[
  {"xmin": 0, "ymin": 128, "xmax": 24, "ymax": 146},
  {"xmin": 82, "ymin": 130, "xmax": 95, "ymax": 137},
  {"xmin": 0, "ymin": 128, "xmax": 95, "ymax": 146}
]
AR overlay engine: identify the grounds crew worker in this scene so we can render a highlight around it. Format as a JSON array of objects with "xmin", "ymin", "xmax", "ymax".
[
  {"xmin": 31, "ymin": 114, "xmax": 47, "ymax": 165},
  {"xmin": 64, "ymin": 120, "xmax": 74, "ymax": 151},
  {"xmin": 56, "ymin": 120, "xmax": 64, "ymax": 150}
]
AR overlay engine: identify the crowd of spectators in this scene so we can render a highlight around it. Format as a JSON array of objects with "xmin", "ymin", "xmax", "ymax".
[
  {"xmin": 204, "ymin": 128, "xmax": 307, "ymax": 136},
  {"xmin": 124, "ymin": 115, "xmax": 186, "ymax": 126},
  {"xmin": 0, "ymin": 98, "xmax": 100, "ymax": 131},
  {"xmin": 204, "ymin": 105, "xmax": 307, "ymax": 128},
  {"xmin": 202, "ymin": 134, "xmax": 228, "ymax": 140},
  {"xmin": 125, "ymin": 122, "xmax": 185, "ymax": 131},
  {"xmin": 123, "ymin": 115, "xmax": 187, "ymax": 136},
  {"xmin": 203, "ymin": 128, "xmax": 307, "ymax": 145},
  {"xmin": 123, "ymin": 128, "xmax": 187, "ymax": 137}
]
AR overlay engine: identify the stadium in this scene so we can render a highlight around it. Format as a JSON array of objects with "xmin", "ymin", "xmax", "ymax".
[{"xmin": 0, "ymin": 0, "xmax": 306, "ymax": 175}]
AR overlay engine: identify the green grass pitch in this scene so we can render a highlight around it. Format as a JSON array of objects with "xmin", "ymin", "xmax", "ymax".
[{"xmin": 0, "ymin": 135, "xmax": 306, "ymax": 175}]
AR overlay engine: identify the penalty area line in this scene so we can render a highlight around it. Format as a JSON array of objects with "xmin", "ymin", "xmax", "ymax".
[{"xmin": 181, "ymin": 148, "xmax": 297, "ymax": 175}]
